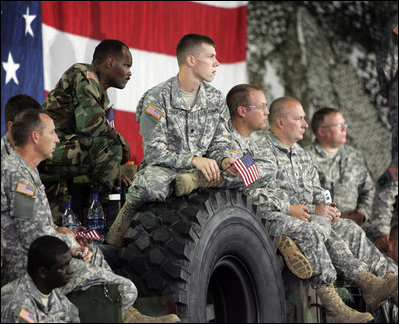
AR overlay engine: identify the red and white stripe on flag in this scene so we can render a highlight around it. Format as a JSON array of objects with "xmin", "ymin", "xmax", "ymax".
[
  {"xmin": 41, "ymin": 1, "xmax": 248, "ymax": 165},
  {"xmin": 76, "ymin": 229, "xmax": 103, "ymax": 241},
  {"xmin": 233, "ymin": 153, "xmax": 259, "ymax": 187}
]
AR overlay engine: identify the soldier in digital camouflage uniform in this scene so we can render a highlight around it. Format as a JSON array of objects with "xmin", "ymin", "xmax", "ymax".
[
  {"xmin": 1, "ymin": 236, "xmax": 80, "ymax": 323},
  {"xmin": 1, "ymin": 109, "xmax": 180, "ymax": 323},
  {"xmin": 221, "ymin": 84, "xmax": 313, "ymax": 280},
  {"xmin": 305, "ymin": 108, "xmax": 375, "ymax": 227},
  {"xmin": 367, "ymin": 160, "xmax": 398, "ymax": 252},
  {"xmin": 38, "ymin": 39, "xmax": 132, "ymax": 225},
  {"xmin": 1, "ymin": 94, "xmax": 42, "ymax": 161},
  {"xmin": 372, "ymin": 14, "xmax": 399, "ymax": 257},
  {"xmin": 107, "ymin": 34, "xmax": 237, "ymax": 247},
  {"xmin": 252, "ymin": 97, "xmax": 397, "ymax": 323},
  {"xmin": 377, "ymin": 14, "xmax": 398, "ymax": 163}
]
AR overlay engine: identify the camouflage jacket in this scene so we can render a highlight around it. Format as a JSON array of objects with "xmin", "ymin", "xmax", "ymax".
[
  {"xmin": 42, "ymin": 63, "xmax": 128, "ymax": 149},
  {"xmin": 137, "ymin": 75, "xmax": 232, "ymax": 169},
  {"xmin": 369, "ymin": 164, "xmax": 398, "ymax": 238},
  {"xmin": 258, "ymin": 131, "xmax": 327, "ymax": 214},
  {"xmin": 1, "ymin": 273, "xmax": 80, "ymax": 323},
  {"xmin": 1, "ymin": 134, "xmax": 12, "ymax": 161},
  {"xmin": 227, "ymin": 122, "xmax": 291, "ymax": 213},
  {"xmin": 1, "ymin": 150, "xmax": 77, "ymax": 286},
  {"xmin": 305, "ymin": 141, "xmax": 375, "ymax": 221}
]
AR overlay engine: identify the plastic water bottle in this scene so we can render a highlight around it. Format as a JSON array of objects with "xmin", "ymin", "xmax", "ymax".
[
  {"xmin": 87, "ymin": 194, "xmax": 105, "ymax": 236},
  {"xmin": 62, "ymin": 202, "xmax": 79, "ymax": 229}
]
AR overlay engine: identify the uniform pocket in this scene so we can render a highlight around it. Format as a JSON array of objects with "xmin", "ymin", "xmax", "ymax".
[{"xmin": 14, "ymin": 193, "xmax": 36, "ymax": 219}]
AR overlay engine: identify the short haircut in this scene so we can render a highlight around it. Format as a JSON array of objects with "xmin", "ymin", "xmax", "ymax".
[
  {"xmin": 268, "ymin": 97, "xmax": 299, "ymax": 125},
  {"xmin": 176, "ymin": 34, "xmax": 216, "ymax": 66},
  {"xmin": 4, "ymin": 94, "xmax": 41, "ymax": 123},
  {"xmin": 226, "ymin": 84, "xmax": 262, "ymax": 119},
  {"xmin": 11, "ymin": 109, "xmax": 50, "ymax": 147},
  {"xmin": 93, "ymin": 39, "xmax": 129, "ymax": 64},
  {"xmin": 310, "ymin": 107, "xmax": 340, "ymax": 134},
  {"xmin": 390, "ymin": 224, "xmax": 398, "ymax": 242},
  {"xmin": 27, "ymin": 236, "xmax": 69, "ymax": 276}
]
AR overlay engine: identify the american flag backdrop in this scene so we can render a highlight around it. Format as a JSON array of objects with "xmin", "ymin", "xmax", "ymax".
[{"xmin": 1, "ymin": 1, "xmax": 248, "ymax": 164}]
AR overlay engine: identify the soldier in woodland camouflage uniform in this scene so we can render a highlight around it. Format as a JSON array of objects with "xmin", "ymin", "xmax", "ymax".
[
  {"xmin": 305, "ymin": 108, "xmax": 375, "ymax": 227},
  {"xmin": 1, "ymin": 94, "xmax": 41, "ymax": 161},
  {"xmin": 1, "ymin": 236, "xmax": 80, "ymax": 323},
  {"xmin": 107, "ymin": 34, "xmax": 237, "ymax": 247},
  {"xmin": 1, "ymin": 109, "xmax": 180, "ymax": 323},
  {"xmin": 252, "ymin": 97, "xmax": 397, "ymax": 323},
  {"xmin": 38, "ymin": 39, "xmax": 132, "ymax": 225}
]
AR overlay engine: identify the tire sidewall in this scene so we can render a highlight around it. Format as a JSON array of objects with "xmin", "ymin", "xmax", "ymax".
[{"xmin": 188, "ymin": 202, "xmax": 285, "ymax": 322}]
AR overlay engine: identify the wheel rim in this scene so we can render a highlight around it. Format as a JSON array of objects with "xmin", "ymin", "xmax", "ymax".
[{"xmin": 206, "ymin": 255, "xmax": 258, "ymax": 323}]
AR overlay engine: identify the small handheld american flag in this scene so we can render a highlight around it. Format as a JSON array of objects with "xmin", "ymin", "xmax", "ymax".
[
  {"xmin": 76, "ymin": 229, "xmax": 104, "ymax": 241},
  {"xmin": 233, "ymin": 153, "xmax": 259, "ymax": 186}
]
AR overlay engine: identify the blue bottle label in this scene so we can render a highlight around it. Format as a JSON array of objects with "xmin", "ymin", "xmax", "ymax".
[{"xmin": 88, "ymin": 219, "xmax": 104, "ymax": 235}]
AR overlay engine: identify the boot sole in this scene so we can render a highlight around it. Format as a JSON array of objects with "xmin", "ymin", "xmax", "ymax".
[{"xmin": 278, "ymin": 236, "xmax": 313, "ymax": 279}]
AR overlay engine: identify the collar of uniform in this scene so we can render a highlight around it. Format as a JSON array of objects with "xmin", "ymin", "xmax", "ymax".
[
  {"xmin": 228, "ymin": 120, "xmax": 255, "ymax": 155},
  {"xmin": 24, "ymin": 272, "xmax": 54, "ymax": 313},
  {"xmin": 170, "ymin": 75, "xmax": 208, "ymax": 112},
  {"xmin": 267, "ymin": 130, "xmax": 294, "ymax": 154}
]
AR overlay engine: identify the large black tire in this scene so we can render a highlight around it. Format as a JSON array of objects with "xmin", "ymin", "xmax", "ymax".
[{"xmin": 118, "ymin": 189, "xmax": 286, "ymax": 322}]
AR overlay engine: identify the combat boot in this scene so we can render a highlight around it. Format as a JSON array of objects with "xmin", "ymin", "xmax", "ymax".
[
  {"xmin": 174, "ymin": 173, "xmax": 224, "ymax": 197},
  {"xmin": 384, "ymin": 272, "xmax": 398, "ymax": 306},
  {"xmin": 122, "ymin": 306, "xmax": 180, "ymax": 323},
  {"xmin": 106, "ymin": 201, "xmax": 135, "ymax": 248},
  {"xmin": 354, "ymin": 271, "xmax": 398, "ymax": 311},
  {"xmin": 277, "ymin": 235, "xmax": 313, "ymax": 279},
  {"xmin": 316, "ymin": 283, "xmax": 373, "ymax": 323}
]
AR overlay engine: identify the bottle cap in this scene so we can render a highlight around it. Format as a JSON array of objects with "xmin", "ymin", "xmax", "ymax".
[
  {"xmin": 66, "ymin": 202, "xmax": 72, "ymax": 208},
  {"xmin": 93, "ymin": 194, "xmax": 99, "ymax": 199}
]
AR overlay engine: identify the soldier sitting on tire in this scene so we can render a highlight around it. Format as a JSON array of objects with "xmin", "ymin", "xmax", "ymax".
[{"xmin": 106, "ymin": 34, "xmax": 238, "ymax": 248}]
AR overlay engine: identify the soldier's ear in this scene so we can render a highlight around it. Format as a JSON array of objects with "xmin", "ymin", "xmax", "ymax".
[
  {"xmin": 105, "ymin": 57, "xmax": 114, "ymax": 69},
  {"xmin": 37, "ymin": 266, "xmax": 48, "ymax": 279},
  {"xmin": 237, "ymin": 105, "xmax": 247, "ymax": 118},
  {"xmin": 187, "ymin": 55, "xmax": 195, "ymax": 67}
]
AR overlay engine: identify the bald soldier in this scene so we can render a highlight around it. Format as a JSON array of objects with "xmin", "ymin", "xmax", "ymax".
[{"xmin": 252, "ymin": 97, "xmax": 397, "ymax": 323}]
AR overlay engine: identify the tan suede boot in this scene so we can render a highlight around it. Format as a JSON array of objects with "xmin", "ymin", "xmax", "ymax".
[
  {"xmin": 277, "ymin": 235, "xmax": 313, "ymax": 279},
  {"xmin": 122, "ymin": 307, "xmax": 181, "ymax": 323},
  {"xmin": 316, "ymin": 283, "xmax": 373, "ymax": 323},
  {"xmin": 174, "ymin": 173, "xmax": 224, "ymax": 197},
  {"xmin": 384, "ymin": 272, "xmax": 398, "ymax": 306},
  {"xmin": 106, "ymin": 201, "xmax": 135, "ymax": 248},
  {"xmin": 354, "ymin": 271, "xmax": 398, "ymax": 311}
]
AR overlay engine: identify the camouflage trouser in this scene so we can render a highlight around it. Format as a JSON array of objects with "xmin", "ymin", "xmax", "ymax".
[
  {"xmin": 125, "ymin": 165, "xmax": 242, "ymax": 209},
  {"xmin": 125, "ymin": 166, "xmax": 179, "ymax": 208},
  {"xmin": 333, "ymin": 218, "xmax": 398, "ymax": 276},
  {"xmin": 59, "ymin": 244, "xmax": 137, "ymax": 316},
  {"xmin": 39, "ymin": 135, "xmax": 123, "ymax": 220},
  {"xmin": 264, "ymin": 212, "xmax": 368, "ymax": 289}
]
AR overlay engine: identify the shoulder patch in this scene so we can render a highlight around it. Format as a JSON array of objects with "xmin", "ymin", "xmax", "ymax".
[
  {"xmin": 87, "ymin": 71, "xmax": 99, "ymax": 82},
  {"xmin": 389, "ymin": 165, "xmax": 398, "ymax": 181},
  {"xmin": 16, "ymin": 182, "xmax": 35, "ymax": 196},
  {"xmin": 393, "ymin": 24, "xmax": 398, "ymax": 36},
  {"xmin": 145, "ymin": 104, "xmax": 163, "ymax": 120},
  {"xmin": 230, "ymin": 150, "xmax": 243, "ymax": 159},
  {"xmin": 19, "ymin": 308, "xmax": 36, "ymax": 323}
]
